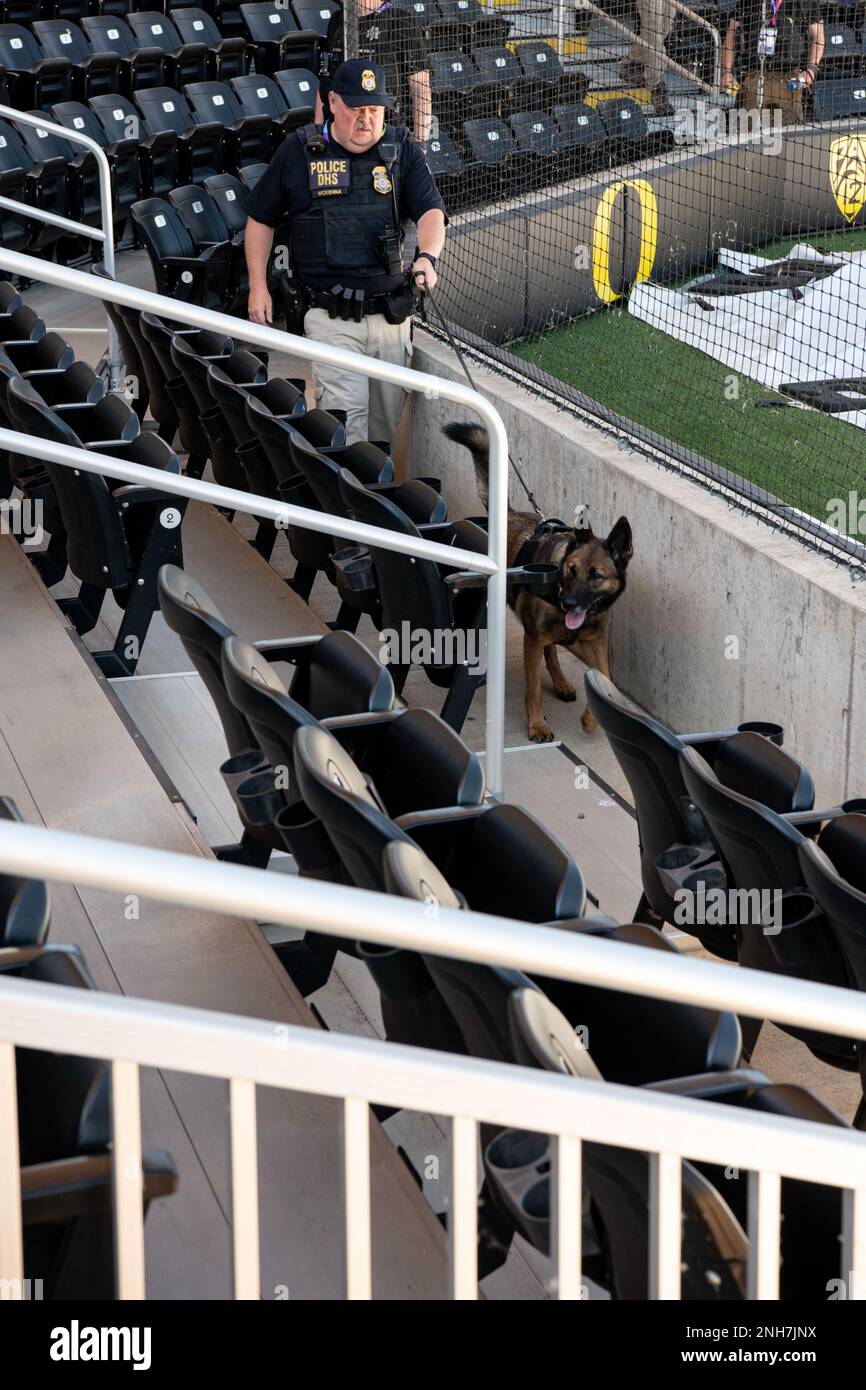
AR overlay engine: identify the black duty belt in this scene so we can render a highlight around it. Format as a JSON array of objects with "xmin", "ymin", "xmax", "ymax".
[{"xmin": 309, "ymin": 287, "xmax": 393, "ymax": 320}]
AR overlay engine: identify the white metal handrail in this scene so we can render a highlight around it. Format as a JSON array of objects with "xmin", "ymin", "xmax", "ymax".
[
  {"xmin": 0, "ymin": 821, "xmax": 865, "ymax": 1301},
  {"xmin": 0, "ymin": 105, "xmax": 121, "ymax": 391},
  {"xmin": 0, "ymin": 245, "xmax": 509, "ymax": 799}
]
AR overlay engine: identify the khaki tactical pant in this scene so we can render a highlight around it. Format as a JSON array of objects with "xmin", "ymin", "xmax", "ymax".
[
  {"xmin": 624, "ymin": 0, "xmax": 677, "ymax": 88},
  {"xmin": 303, "ymin": 308, "xmax": 412, "ymax": 445}
]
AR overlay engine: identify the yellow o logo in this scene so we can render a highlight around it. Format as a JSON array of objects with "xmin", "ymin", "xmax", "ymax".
[{"xmin": 592, "ymin": 178, "xmax": 659, "ymax": 305}]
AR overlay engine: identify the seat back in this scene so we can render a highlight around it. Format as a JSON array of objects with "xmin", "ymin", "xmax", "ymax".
[
  {"xmin": 157, "ymin": 564, "xmax": 253, "ymax": 758},
  {"xmin": 463, "ymin": 115, "xmax": 517, "ymax": 164},
  {"xmin": 172, "ymin": 7, "xmax": 224, "ymax": 44},
  {"xmin": 553, "ymin": 101, "xmax": 605, "ymax": 150},
  {"xmin": 0, "ymin": 24, "xmax": 47, "ymax": 70},
  {"xmin": 81, "ymin": 16, "xmax": 137, "ymax": 57},
  {"xmin": 274, "ymin": 64, "xmax": 318, "ymax": 111},
  {"xmin": 800, "ymin": 815, "xmax": 866, "ymax": 995},
  {"xmin": 202, "ymin": 172, "xmax": 248, "ymax": 233},
  {"xmin": 231, "ymin": 72, "xmax": 290, "ymax": 118},
  {"xmin": 131, "ymin": 196, "xmax": 197, "ymax": 264},
  {"xmin": 31, "ymin": 19, "xmax": 91, "ymax": 62},
  {"xmin": 128, "ymin": 11, "xmax": 186, "ymax": 54},
  {"xmin": 134, "ymin": 86, "xmax": 196, "ymax": 137},
  {"xmin": 596, "ymin": 96, "xmax": 648, "ymax": 143},
  {"xmin": 514, "ymin": 39, "xmax": 562, "ymax": 82},
  {"xmin": 509, "ymin": 109, "xmax": 562, "ymax": 155},
  {"xmin": 184, "ymin": 78, "xmax": 246, "ymax": 127},
  {"xmin": 168, "ymin": 182, "xmax": 231, "ymax": 249},
  {"xmin": 0, "ymin": 798, "xmax": 50, "ymax": 947}
]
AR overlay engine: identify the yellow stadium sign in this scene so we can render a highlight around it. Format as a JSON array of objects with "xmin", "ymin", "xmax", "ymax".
[
  {"xmin": 829, "ymin": 134, "xmax": 866, "ymax": 225},
  {"xmin": 592, "ymin": 178, "xmax": 659, "ymax": 305}
]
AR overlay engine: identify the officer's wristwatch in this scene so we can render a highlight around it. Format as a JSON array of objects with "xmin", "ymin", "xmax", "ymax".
[{"xmin": 414, "ymin": 252, "xmax": 438, "ymax": 270}]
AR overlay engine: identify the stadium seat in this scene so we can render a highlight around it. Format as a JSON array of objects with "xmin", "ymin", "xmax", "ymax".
[
  {"xmin": 202, "ymin": 170, "xmax": 248, "ymax": 233},
  {"xmin": 127, "ymin": 10, "xmax": 209, "ymax": 86},
  {"xmin": 0, "ymin": 796, "xmax": 50, "ymax": 946},
  {"xmin": 231, "ymin": 72, "xmax": 300, "ymax": 144},
  {"xmin": 0, "ymin": 308, "xmax": 74, "ymax": 371},
  {"xmin": 337, "ymin": 466, "xmax": 489, "ymax": 730},
  {"xmin": 170, "ymin": 330, "xmax": 267, "ymax": 486},
  {"xmin": 80, "ymin": 15, "xmax": 167, "ymax": 95},
  {"xmin": 170, "ymin": 6, "xmax": 250, "ymax": 81},
  {"xmin": 438, "ymin": 0, "xmax": 510, "ymax": 51},
  {"xmin": 0, "ymin": 22, "xmax": 73, "ymax": 107},
  {"xmin": 424, "ymin": 127, "xmax": 466, "ymax": 210},
  {"xmin": 0, "ymin": 121, "xmax": 36, "ymax": 254},
  {"xmin": 31, "ymin": 20, "xmax": 121, "ymax": 102},
  {"xmin": 409, "ymin": 0, "xmax": 460, "ymax": 53},
  {"xmin": 133, "ymin": 87, "xmax": 225, "ymax": 185},
  {"xmin": 508, "ymin": 110, "xmax": 566, "ymax": 191},
  {"xmin": 239, "ymin": 1, "xmax": 318, "ymax": 77},
  {"xmin": 89, "ymin": 94, "xmax": 180, "ymax": 200},
  {"xmin": 584, "ymin": 668, "xmax": 785, "ymax": 959},
  {"xmin": 6, "ymin": 943, "xmax": 177, "ymax": 1300},
  {"xmin": 595, "ymin": 95, "xmax": 652, "ymax": 159},
  {"xmin": 553, "ymin": 100, "xmax": 606, "ymax": 175},
  {"xmin": 474, "ymin": 43, "xmax": 544, "ymax": 114},
  {"xmin": 17, "ymin": 113, "xmax": 103, "ymax": 230},
  {"xmin": 51, "ymin": 102, "xmax": 143, "ymax": 226},
  {"xmin": 512, "ymin": 38, "xmax": 587, "ymax": 109},
  {"xmin": 679, "ymin": 737, "xmax": 860, "ymax": 1070},
  {"xmin": 273, "ymin": 65, "xmax": 319, "ymax": 124},
  {"xmin": 813, "ymin": 74, "xmax": 866, "ymax": 120},
  {"xmin": 131, "ymin": 194, "xmax": 237, "ymax": 310},
  {"xmin": 819, "ymin": 22, "xmax": 862, "ymax": 73},
  {"xmin": 206, "ymin": 351, "xmax": 306, "ymax": 497},
  {"xmin": 139, "ymin": 308, "xmax": 235, "ymax": 466},
  {"xmin": 429, "ymin": 49, "xmax": 496, "ymax": 128},
  {"xmin": 289, "ymin": 0, "xmax": 339, "ymax": 38},
  {"xmin": 463, "ymin": 115, "xmax": 519, "ymax": 199},
  {"xmin": 184, "ymin": 79, "xmax": 274, "ymax": 170},
  {"xmin": 7, "ymin": 375, "xmax": 185, "ymax": 676}
]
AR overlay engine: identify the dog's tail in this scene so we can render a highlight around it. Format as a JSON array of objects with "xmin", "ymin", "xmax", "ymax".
[{"xmin": 443, "ymin": 421, "xmax": 490, "ymax": 509}]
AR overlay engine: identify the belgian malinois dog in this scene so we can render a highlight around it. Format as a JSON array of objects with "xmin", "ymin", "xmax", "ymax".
[{"xmin": 444, "ymin": 423, "xmax": 633, "ymax": 743}]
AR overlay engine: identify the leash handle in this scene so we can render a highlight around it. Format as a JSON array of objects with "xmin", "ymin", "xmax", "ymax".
[{"xmin": 423, "ymin": 287, "xmax": 544, "ymax": 520}]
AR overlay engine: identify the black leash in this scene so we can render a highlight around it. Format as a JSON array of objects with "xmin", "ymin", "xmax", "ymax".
[{"xmin": 420, "ymin": 284, "xmax": 544, "ymax": 519}]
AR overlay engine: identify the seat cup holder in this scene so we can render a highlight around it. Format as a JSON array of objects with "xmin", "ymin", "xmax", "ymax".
[
  {"xmin": 356, "ymin": 940, "xmax": 434, "ymax": 1003},
  {"xmin": 738, "ymin": 721, "xmax": 784, "ymax": 746},
  {"xmin": 274, "ymin": 801, "xmax": 343, "ymax": 880},
  {"xmin": 484, "ymin": 1129, "xmax": 553, "ymax": 1255},
  {"xmin": 220, "ymin": 748, "xmax": 269, "ymax": 799},
  {"xmin": 235, "ymin": 769, "xmax": 285, "ymax": 829},
  {"xmin": 841, "ymin": 799, "xmax": 866, "ymax": 814},
  {"xmin": 655, "ymin": 844, "xmax": 718, "ymax": 900},
  {"xmin": 763, "ymin": 889, "xmax": 831, "ymax": 972},
  {"xmin": 331, "ymin": 544, "xmax": 377, "ymax": 594}
]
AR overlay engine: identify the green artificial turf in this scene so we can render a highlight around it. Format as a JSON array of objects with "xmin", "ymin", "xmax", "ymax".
[{"xmin": 510, "ymin": 230, "xmax": 866, "ymax": 523}]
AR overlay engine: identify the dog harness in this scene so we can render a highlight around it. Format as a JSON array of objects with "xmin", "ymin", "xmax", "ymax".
[{"xmin": 514, "ymin": 518, "xmax": 584, "ymax": 611}]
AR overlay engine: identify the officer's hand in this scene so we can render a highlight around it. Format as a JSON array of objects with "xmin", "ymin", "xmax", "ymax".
[
  {"xmin": 412, "ymin": 259, "xmax": 437, "ymax": 292},
  {"xmin": 248, "ymin": 287, "xmax": 273, "ymax": 326}
]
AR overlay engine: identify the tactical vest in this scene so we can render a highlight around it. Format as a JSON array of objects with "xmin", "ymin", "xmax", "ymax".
[{"xmin": 289, "ymin": 125, "xmax": 406, "ymax": 291}]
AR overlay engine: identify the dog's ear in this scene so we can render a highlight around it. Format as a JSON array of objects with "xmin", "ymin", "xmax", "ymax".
[{"xmin": 606, "ymin": 516, "xmax": 633, "ymax": 570}]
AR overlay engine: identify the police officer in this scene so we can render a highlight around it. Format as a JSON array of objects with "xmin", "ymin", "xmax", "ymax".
[{"xmin": 245, "ymin": 59, "xmax": 446, "ymax": 446}]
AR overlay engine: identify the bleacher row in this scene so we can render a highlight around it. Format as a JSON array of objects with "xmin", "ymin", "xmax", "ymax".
[{"xmin": 6, "ymin": 274, "xmax": 866, "ymax": 1297}]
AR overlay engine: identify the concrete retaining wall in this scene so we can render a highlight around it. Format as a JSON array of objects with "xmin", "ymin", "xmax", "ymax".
[{"xmin": 411, "ymin": 331, "xmax": 866, "ymax": 804}]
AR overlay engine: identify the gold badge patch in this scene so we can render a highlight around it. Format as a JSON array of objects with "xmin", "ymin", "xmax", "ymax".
[
  {"xmin": 372, "ymin": 163, "xmax": 392, "ymax": 194},
  {"xmin": 361, "ymin": 68, "xmax": 376, "ymax": 92},
  {"xmin": 830, "ymin": 134, "xmax": 866, "ymax": 225}
]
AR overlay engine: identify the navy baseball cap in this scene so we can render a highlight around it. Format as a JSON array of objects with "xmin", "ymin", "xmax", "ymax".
[{"xmin": 329, "ymin": 59, "xmax": 393, "ymax": 107}]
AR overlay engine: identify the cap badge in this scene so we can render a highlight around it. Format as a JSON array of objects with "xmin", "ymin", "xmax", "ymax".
[{"xmin": 361, "ymin": 68, "xmax": 377, "ymax": 92}]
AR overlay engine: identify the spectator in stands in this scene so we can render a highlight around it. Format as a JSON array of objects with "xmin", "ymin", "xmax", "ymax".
[
  {"xmin": 619, "ymin": 0, "xmax": 677, "ymax": 115},
  {"xmin": 722, "ymin": 0, "xmax": 824, "ymax": 123},
  {"xmin": 317, "ymin": 0, "xmax": 432, "ymax": 148},
  {"xmin": 244, "ymin": 60, "xmax": 445, "ymax": 445}
]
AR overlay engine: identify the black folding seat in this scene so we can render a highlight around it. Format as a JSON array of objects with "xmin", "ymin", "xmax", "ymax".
[
  {"xmin": 553, "ymin": 100, "xmax": 606, "ymax": 175},
  {"xmin": 436, "ymin": 0, "xmax": 509, "ymax": 52},
  {"xmin": 505, "ymin": 983, "xmax": 848, "ymax": 1301},
  {"xmin": 0, "ymin": 0, "xmax": 39, "ymax": 21},
  {"xmin": 0, "ymin": 797, "xmax": 50, "ymax": 946},
  {"xmin": 0, "ymin": 122, "xmax": 34, "ymax": 253},
  {"xmin": 473, "ymin": 43, "xmax": 534, "ymax": 112},
  {"xmin": 679, "ymin": 737, "xmax": 860, "ymax": 1071},
  {"xmin": 32, "ymin": 20, "xmax": 120, "ymax": 101},
  {"xmin": 170, "ymin": 182, "xmax": 250, "ymax": 309},
  {"xmin": 240, "ymin": 1, "xmax": 318, "ymax": 77},
  {"xmin": 92, "ymin": 262, "xmax": 152, "ymax": 427},
  {"xmin": 171, "ymin": 6, "xmax": 249, "ymax": 81},
  {"xmin": 512, "ymin": 38, "xmax": 587, "ymax": 109},
  {"xmin": 169, "ymin": 328, "xmax": 250, "ymax": 476},
  {"xmin": 508, "ymin": 109, "xmax": 565, "ymax": 191},
  {"xmin": 429, "ymin": 49, "xmax": 491, "ymax": 128},
  {"xmin": 0, "ymin": 308, "xmax": 75, "ymax": 373},
  {"xmin": 17, "ymin": 114, "xmax": 102, "ymax": 230},
  {"xmin": 0, "ymin": 23, "xmax": 73, "ymax": 107},
  {"xmin": 184, "ymin": 79, "xmax": 273, "ymax": 171},
  {"xmin": 273, "ymin": 65, "xmax": 319, "ymax": 125},
  {"xmin": 462, "ymin": 114, "xmax": 519, "ymax": 200},
  {"xmin": 7, "ymin": 375, "xmax": 185, "ymax": 675},
  {"xmin": 6, "ymin": 944, "xmax": 177, "ymax": 1300},
  {"xmin": 231, "ymin": 72, "xmax": 296, "ymax": 145},
  {"xmin": 338, "ymin": 467, "xmax": 490, "ymax": 729},
  {"xmin": 139, "ymin": 309, "xmax": 233, "ymax": 468},
  {"xmin": 131, "ymin": 195, "xmax": 234, "ymax": 310},
  {"xmin": 202, "ymin": 171, "xmax": 248, "ymax": 233},
  {"xmin": 289, "ymin": 0, "xmax": 339, "ymax": 38},
  {"xmin": 133, "ymin": 87, "xmax": 224, "ymax": 184},
  {"xmin": 399, "ymin": 0, "xmax": 459, "ymax": 52},
  {"xmin": 0, "ymin": 280, "xmax": 21, "ymax": 318},
  {"xmin": 584, "ymin": 669, "xmax": 784, "ymax": 958},
  {"xmin": 89, "ymin": 94, "xmax": 179, "ymax": 199},
  {"xmin": 596, "ymin": 95, "xmax": 652, "ymax": 161},
  {"xmin": 157, "ymin": 565, "xmax": 392, "ymax": 907},
  {"xmin": 51, "ymin": 102, "xmax": 143, "ymax": 225},
  {"xmin": 813, "ymin": 74, "xmax": 866, "ymax": 120},
  {"xmin": 127, "ymin": 10, "xmax": 209, "ymax": 86},
  {"xmin": 80, "ymin": 15, "xmax": 167, "ymax": 95},
  {"xmin": 207, "ymin": 351, "xmax": 306, "ymax": 498},
  {"xmin": 819, "ymin": 22, "xmax": 861, "ymax": 74},
  {"xmin": 209, "ymin": 0, "xmax": 246, "ymax": 42},
  {"xmin": 424, "ymin": 127, "xmax": 466, "ymax": 211}
]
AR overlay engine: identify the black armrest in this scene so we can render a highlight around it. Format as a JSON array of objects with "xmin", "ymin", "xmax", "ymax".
[
  {"xmin": 783, "ymin": 806, "xmax": 845, "ymax": 826},
  {"xmin": 395, "ymin": 804, "xmax": 487, "ymax": 866},
  {"xmin": 646, "ymin": 1067, "xmax": 770, "ymax": 1100},
  {"xmin": 253, "ymin": 634, "xmax": 323, "ymax": 663},
  {"xmin": 112, "ymin": 483, "xmax": 185, "ymax": 509},
  {"xmin": 141, "ymin": 128, "xmax": 177, "ymax": 152},
  {"xmin": 179, "ymin": 119, "xmax": 223, "ymax": 144},
  {"xmin": 21, "ymin": 1150, "xmax": 177, "ymax": 1225}
]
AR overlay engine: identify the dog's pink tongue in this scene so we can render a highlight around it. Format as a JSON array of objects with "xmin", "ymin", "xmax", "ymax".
[{"xmin": 565, "ymin": 609, "xmax": 586, "ymax": 631}]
